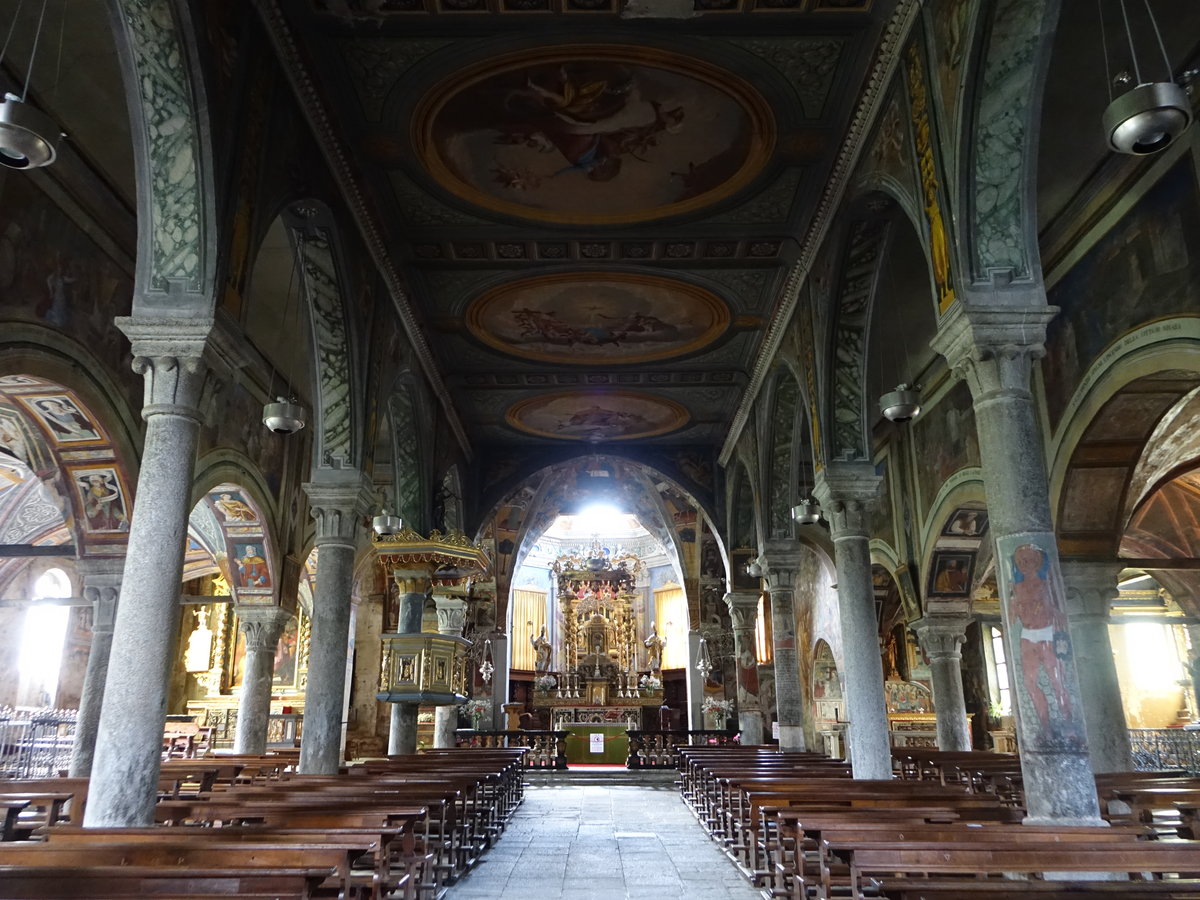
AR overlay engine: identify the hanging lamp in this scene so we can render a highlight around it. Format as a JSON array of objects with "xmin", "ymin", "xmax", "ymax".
[{"xmin": 0, "ymin": 0, "xmax": 64, "ymax": 170}]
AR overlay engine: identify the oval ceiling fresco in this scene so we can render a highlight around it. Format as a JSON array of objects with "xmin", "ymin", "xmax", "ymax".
[
  {"xmin": 506, "ymin": 390, "xmax": 690, "ymax": 442},
  {"xmin": 412, "ymin": 45, "xmax": 776, "ymax": 225},
  {"xmin": 466, "ymin": 271, "xmax": 730, "ymax": 365}
]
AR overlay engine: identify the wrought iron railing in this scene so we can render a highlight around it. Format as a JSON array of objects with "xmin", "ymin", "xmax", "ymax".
[
  {"xmin": 626, "ymin": 729, "xmax": 740, "ymax": 769},
  {"xmin": 455, "ymin": 730, "xmax": 568, "ymax": 769},
  {"xmin": 1129, "ymin": 728, "xmax": 1200, "ymax": 773},
  {"xmin": 0, "ymin": 706, "xmax": 76, "ymax": 778}
]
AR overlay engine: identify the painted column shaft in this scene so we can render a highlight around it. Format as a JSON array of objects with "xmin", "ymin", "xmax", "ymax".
[
  {"xmin": 1063, "ymin": 561, "xmax": 1132, "ymax": 774},
  {"xmin": 761, "ymin": 541, "xmax": 808, "ymax": 752},
  {"xmin": 725, "ymin": 590, "xmax": 764, "ymax": 745},
  {"xmin": 87, "ymin": 324, "xmax": 210, "ymax": 827},
  {"xmin": 69, "ymin": 563, "xmax": 122, "ymax": 778},
  {"xmin": 234, "ymin": 609, "xmax": 292, "ymax": 755},
  {"xmin": 915, "ymin": 617, "xmax": 972, "ymax": 752},
  {"xmin": 934, "ymin": 309, "xmax": 1101, "ymax": 823}
]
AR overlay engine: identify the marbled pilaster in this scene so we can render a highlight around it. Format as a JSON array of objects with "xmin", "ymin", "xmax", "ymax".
[
  {"xmin": 760, "ymin": 540, "xmax": 808, "ymax": 752},
  {"xmin": 233, "ymin": 607, "xmax": 293, "ymax": 755},
  {"xmin": 814, "ymin": 466, "xmax": 891, "ymax": 779},
  {"xmin": 298, "ymin": 473, "xmax": 372, "ymax": 774},
  {"xmin": 86, "ymin": 319, "xmax": 211, "ymax": 827},
  {"xmin": 69, "ymin": 557, "xmax": 124, "ymax": 777},
  {"xmin": 914, "ymin": 616, "xmax": 972, "ymax": 752},
  {"xmin": 725, "ymin": 590, "xmax": 764, "ymax": 746},
  {"xmin": 933, "ymin": 306, "xmax": 1102, "ymax": 823},
  {"xmin": 1063, "ymin": 560, "xmax": 1132, "ymax": 774}
]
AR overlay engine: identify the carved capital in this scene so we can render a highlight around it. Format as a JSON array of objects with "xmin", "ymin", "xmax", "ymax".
[
  {"xmin": 77, "ymin": 557, "xmax": 125, "ymax": 633},
  {"xmin": 1061, "ymin": 559, "xmax": 1122, "ymax": 624},
  {"xmin": 813, "ymin": 462, "xmax": 880, "ymax": 540},
  {"xmin": 931, "ymin": 304, "xmax": 1057, "ymax": 401},
  {"xmin": 913, "ymin": 615, "xmax": 971, "ymax": 661},
  {"xmin": 117, "ymin": 316, "xmax": 213, "ymax": 418},
  {"xmin": 724, "ymin": 591, "xmax": 761, "ymax": 632},
  {"xmin": 303, "ymin": 471, "xmax": 374, "ymax": 549},
  {"xmin": 433, "ymin": 596, "xmax": 469, "ymax": 637},
  {"xmin": 236, "ymin": 606, "xmax": 294, "ymax": 652},
  {"xmin": 759, "ymin": 538, "xmax": 804, "ymax": 594}
]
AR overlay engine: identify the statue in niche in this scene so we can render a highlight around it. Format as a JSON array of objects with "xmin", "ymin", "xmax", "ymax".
[
  {"xmin": 531, "ymin": 623, "xmax": 552, "ymax": 672},
  {"xmin": 644, "ymin": 621, "xmax": 665, "ymax": 674}
]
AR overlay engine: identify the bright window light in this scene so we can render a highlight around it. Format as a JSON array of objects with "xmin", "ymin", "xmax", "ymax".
[
  {"xmin": 1124, "ymin": 622, "xmax": 1180, "ymax": 692},
  {"xmin": 18, "ymin": 568, "xmax": 72, "ymax": 706},
  {"xmin": 578, "ymin": 504, "xmax": 631, "ymax": 535}
]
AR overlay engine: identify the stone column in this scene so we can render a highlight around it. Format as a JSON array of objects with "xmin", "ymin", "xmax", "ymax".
[
  {"xmin": 1063, "ymin": 560, "xmax": 1132, "ymax": 774},
  {"xmin": 813, "ymin": 468, "xmax": 891, "ymax": 778},
  {"xmin": 387, "ymin": 570, "xmax": 430, "ymax": 756},
  {"xmin": 85, "ymin": 319, "xmax": 211, "ymax": 827},
  {"xmin": 914, "ymin": 616, "xmax": 972, "ymax": 751},
  {"xmin": 298, "ymin": 474, "xmax": 371, "ymax": 775},
  {"xmin": 433, "ymin": 595, "xmax": 469, "ymax": 748},
  {"xmin": 725, "ymin": 590, "xmax": 764, "ymax": 745},
  {"xmin": 490, "ymin": 635, "xmax": 509, "ymax": 731},
  {"xmin": 759, "ymin": 540, "xmax": 808, "ymax": 752},
  {"xmin": 69, "ymin": 557, "xmax": 123, "ymax": 777},
  {"xmin": 934, "ymin": 307, "xmax": 1102, "ymax": 824},
  {"xmin": 233, "ymin": 607, "xmax": 293, "ymax": 755},
  {"xmin": 681, "ymin": 630, "xmax": 702, "ymax": 729}
]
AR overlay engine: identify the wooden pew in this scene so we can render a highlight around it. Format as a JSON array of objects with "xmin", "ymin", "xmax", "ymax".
[{"xmin": 0, "ymin": 863, "xmax": 335, "ymax": 899}]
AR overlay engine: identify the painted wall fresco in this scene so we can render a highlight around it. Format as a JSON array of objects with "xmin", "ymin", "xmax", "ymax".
[
  {"xmin": 0, "ymin": 175, "xmax": 139, "ymax": 414},
  {"xmin": 505, "ymin": 390, "xmax": 689, "ymax": 442},
  {"xmin": 465, "ymin": 272, "xmax": 729, "ymax": 365},
  {"xmin": 1044, "ymin": 159, "xmax": 1200, "ymax": 429},
  {"xmin": 910, "ymin": 380, "xmax": 979, "ymax": 516},
  {"xmin": 413, "ymin": 46, "xmax": 775, "ymax": 225}
]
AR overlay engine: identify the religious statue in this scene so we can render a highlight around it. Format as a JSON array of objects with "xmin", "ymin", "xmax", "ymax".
[
  {"xmin": 531, "ymin": 623, "xmax": 552, "ymax": 673},
  {"xmin": 644, "ymin": 621, "xmax": 665, "ymax": 675}
]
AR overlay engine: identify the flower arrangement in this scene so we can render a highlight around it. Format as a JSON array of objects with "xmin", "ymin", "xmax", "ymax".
[
  {"xmin": 465, "ymin": 698, "xmax": 491, "ymax": 718},
  {"xmin": 639, "ymin": 674, "xmax": 662, "ymax": 692},
  {"xmin": 701, "ymin": 696, "xmax": 733, "ymax": 715},
  {"xmin": 534, "ymin": 674, "xmax": 558, "ymax": 691}
]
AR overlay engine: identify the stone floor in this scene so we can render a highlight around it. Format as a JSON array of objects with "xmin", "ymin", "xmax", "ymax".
[{"xmin": 449, "ymin": 775, "xmax": 762, "ymax": 900}]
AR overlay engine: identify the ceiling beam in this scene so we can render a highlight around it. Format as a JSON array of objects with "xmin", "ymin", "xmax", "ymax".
[
  {"xmin": 1120, "ymin": 558, "xmax": 1200, "ymax": 570},
  {"xmin": 0, "ymin": 544, "xmax": 77, "ymax": 558}
]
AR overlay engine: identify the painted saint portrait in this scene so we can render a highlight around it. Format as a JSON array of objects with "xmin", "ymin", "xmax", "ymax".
[
  {"xmin": 466, "ymin": 272, "xmax": 729, "ymax": 365},
  {"xmin": 506, "ymin": 391, "xmax": 689, "ymax": 442},
  {"xmin": 211, "ymin": 489, "xmax": 258, "ymax": 524},
  {"xmin": 273, "ymin": 615, "xmax": 300, "ymax": 685},
  {"xmin": 22, "ymin": 394, "xmax": 102, "ymax": 444},
  {"xmin": 910, "ymin": 381, "xmax": 980, "ymax": 515},
  {"xmin": 71, "ymin": 468, "xmax": 129, "ymax": 534},
  {"xmin": 941, "ymin": 507, "xmax": 988, "ymax": 538},
  {"xmin": 413, "ymin": 46, "xmax": 775, "ymax": 225},
  {"xmin": 928, "ymin": 550, "xmax": 973, "ymax": 597},
  {"xmin": 234, "ymin": 543, "xmax": 271, "ymax": 589}
]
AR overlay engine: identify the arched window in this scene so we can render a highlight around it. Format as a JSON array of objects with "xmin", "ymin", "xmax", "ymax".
[{"xmin": 18, "ymin": 568, "xmax": 73, "ymax": 708}]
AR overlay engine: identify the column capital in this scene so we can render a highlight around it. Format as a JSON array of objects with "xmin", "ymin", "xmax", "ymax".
[
  {"xmin": 759, "ymin": 538, "xmax": 804, "ymax": 593},
  {"xmin": 116, "ymin": 316, "xmax": 213, "ymax": 418},
  {"xmin": 303, "ymin": 471, "xmax": 373, "ymax": 549},
  {"xmin": 392, "ymin": 569, "xmax": 432, "ymax": 596},
  {"xmin": 813, "ymin": 462, "xmax": 880, "ymax": 540},
  {"xmin": 930, "ymin": 304, "xmax": 1057, "ymax": 399},
  {"xmin": 78, "ymin": 557, "xmax": 124, "ymax": 634},
  {"xmin": 236, "ymin": 606, "xmax": 293, "ymax": 652},
  {"xmin": 1061, "ymin": 559, "xmax": 1122, "ymax": 623},
  {"xmin": 913, "ymin": 615, "xmax": 971, "ymax": 660},
  {"xmin": 433, "ymin": 595, "xmax": 469, "ymax": 636},
  {"xmin": 723, "ymin": 590, "xmax": 760, "ymax": 630}
]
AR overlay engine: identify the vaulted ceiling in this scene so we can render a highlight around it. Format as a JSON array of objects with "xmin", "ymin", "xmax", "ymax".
[{"xmin": 273, "ymin": 1, "xmax": 896, "ymax": 453}]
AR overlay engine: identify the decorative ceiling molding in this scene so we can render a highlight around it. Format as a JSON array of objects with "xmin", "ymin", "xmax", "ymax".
[
  {"xmin": 254, "ymin": 0, "xmax": 472, "ymax": 460},
  {"xmin": 719, "ymin": 0, "xmax": 920, "ymax": 466}
]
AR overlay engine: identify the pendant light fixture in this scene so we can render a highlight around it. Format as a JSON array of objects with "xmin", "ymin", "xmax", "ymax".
[
  {"xmin": 373, "ymin": 488, "xmax": 402, "ymax": 536},
  {"xmin": 1099, "ymin": 0, "xmax": 1192, "ymax": 155},
  {"xmin": 792, "ymin": 422, "xmax": 822, "ymax": 526},
  {"xmin": 0, "ymin": 0, "xmax": 64, "ymax": 169},
  {"xmin": 262, "ymin": 232, "xmax": 308, "ymax": 435}
]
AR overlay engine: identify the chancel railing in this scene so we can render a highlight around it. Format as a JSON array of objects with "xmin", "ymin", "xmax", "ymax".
[
  {"xmin": 0, "ymin": 706, "xmax": 76, "ymax": 778},
  {"xmin": 1130, "ymin": 728, "xmax": 1200, "ymax": 773},
  {"xmin": 456, "ymin": 730, "xmax": 568, "ymax": 769},
  {"xmin": 626, "ymin": 729, "xmax": 740, "ymax": 769}
]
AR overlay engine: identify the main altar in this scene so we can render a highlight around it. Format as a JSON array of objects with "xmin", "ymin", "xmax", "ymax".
[{"xmin": 529, "ymin": 539, "xmax": 666, "ymax": 763}]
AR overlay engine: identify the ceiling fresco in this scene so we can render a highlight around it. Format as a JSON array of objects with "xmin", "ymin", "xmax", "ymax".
[
  {"xmin": 506, "ymin": 390, "xmax": 690, "ymax": 441},
  {"xmin": 412, "ymin": 46, "xmax": 775, "ymax": 225},
  {"xmin": 465, "ymin": 271, "xmax": 730, "ymax": 365},
  {"xmin": 275, "ymin": 4, "xmax": 895, "ymax": 456}
]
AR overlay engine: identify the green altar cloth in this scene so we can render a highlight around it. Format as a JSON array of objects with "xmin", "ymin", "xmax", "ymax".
[{"xmin": 563, "ymin": 723, "xmax": 629, "ymax": 765}]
